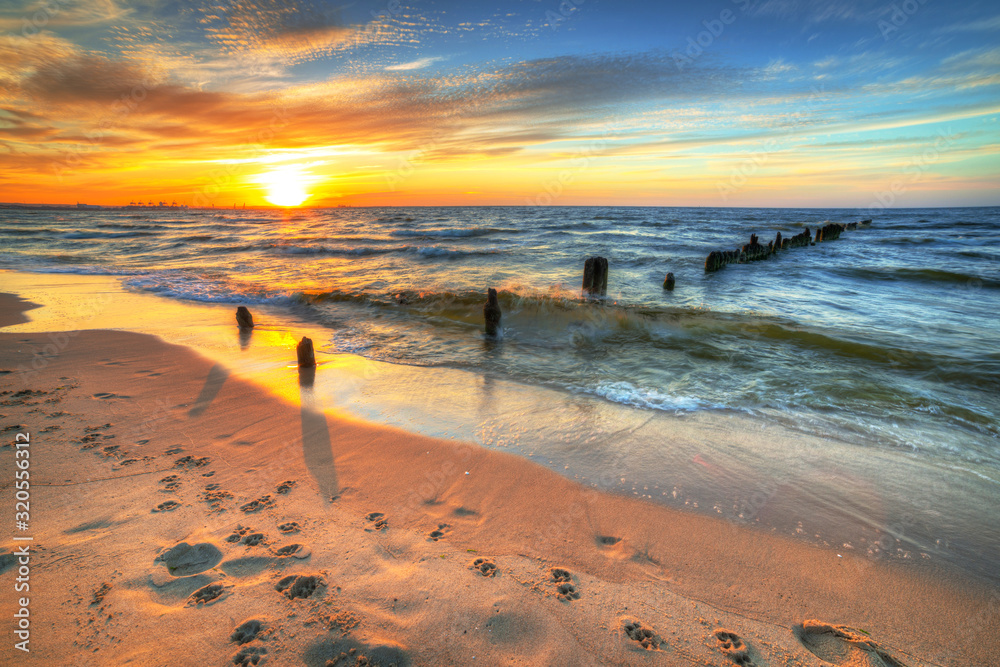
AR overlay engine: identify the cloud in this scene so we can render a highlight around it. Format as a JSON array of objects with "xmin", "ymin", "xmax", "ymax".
[
  {"xmin": 386, "ymin": 56, "xmax": 447, "ymax": 71},
  {"xmin": 1, "ymin": 47, "xmax": 761, "ymax": 175},
  {"xmin": 0, "ymin": 0, "xmax": 127, "ymax": 31},
  {"xmin": 936, "ymin": 15, "xmax": 1000, "ymax": 33},
  {"xmin": 751, "ymin": 0, "xmax": 884, "ymax": 23},
  {"xmin": 199, "ymin": 0, "xmax": 353, "ymax": 63}
]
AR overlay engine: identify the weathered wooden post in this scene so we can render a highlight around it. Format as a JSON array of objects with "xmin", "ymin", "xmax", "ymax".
[
  {"xmin": 236, "ymin": 306, "xmax": 254, "ymax": 329},
  {"xmin": 663, "ymin": 272, "xmax": 675, "ymax": 290},
  {"xmin": 296, "ymin": 337, "xmax": 316, "ymax": 368},
  {"xmin": 484, "ymin": 288, "xmax": 502, "ymax": 336},
  {"xmin": 582, "ymin": 257, "xmax": 608, "ymax": 296}
]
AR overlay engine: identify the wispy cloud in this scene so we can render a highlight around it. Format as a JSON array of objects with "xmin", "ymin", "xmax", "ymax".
[
  {"xmin": 386, "ymin": 56, "xmax": 447, "ymax": 71},
  {"xmin": 936, "ymin": 15, "xmax": 1000, "ymax": 33}
]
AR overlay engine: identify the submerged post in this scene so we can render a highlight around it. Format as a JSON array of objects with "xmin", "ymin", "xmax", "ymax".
[
  {"xmin": 296, "ymin": 337, "xmax": 316, "ymax": 368},
  {"xmin": 582, "ymin": 257, "xmax": 608, "ymax": 296},
  {"xmin": 236, "ymin": 306, "xmax": 254, "ymax": 329},
  {"xmin": 484, "ymin": 288, "xmax": 502, "ymax": 337},
  {"xmin": 663, "ymin": 272, "xmax": 675, "ymax": 290}
]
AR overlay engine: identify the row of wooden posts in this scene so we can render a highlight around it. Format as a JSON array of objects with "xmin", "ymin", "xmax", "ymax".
[
  {"xmin": 234, "ymin": 219, "xmax": 872, "ymax": 358},
  {"xmin": 705, "ymin": 220, "xmax": 870, "ymax": 272}
]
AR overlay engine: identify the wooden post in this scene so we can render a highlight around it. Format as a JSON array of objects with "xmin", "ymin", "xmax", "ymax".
[
  {"xmin": 484, "ymin": 288, "xmax": 502, "ymax": 336},
  {"xmin": 296, "ymin": 337, "xmax": 316, "ymax": 368},
  {"xmin": 236, "ymin": 306, "xmax": 254, "ymax": 329},
  {"xmin": 582, "ymin": 257, "xmax": 608, "ymax": 296}
]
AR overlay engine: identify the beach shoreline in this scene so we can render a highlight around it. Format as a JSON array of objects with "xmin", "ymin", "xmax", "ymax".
[{"xmin": 0, "ymin": 288, "xmax": 997, "ymax": 665}]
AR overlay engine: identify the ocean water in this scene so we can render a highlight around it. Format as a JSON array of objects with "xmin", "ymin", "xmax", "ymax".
[{"xmin": 2, "ymin": 205, "xmax": 999, "ymax": 581}]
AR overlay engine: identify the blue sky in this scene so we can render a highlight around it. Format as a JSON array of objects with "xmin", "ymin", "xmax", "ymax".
[{"xmin": 1, "ymin": 0, "xmax": 997, "ymax": 206}]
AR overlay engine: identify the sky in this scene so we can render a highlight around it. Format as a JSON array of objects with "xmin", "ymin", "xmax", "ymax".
[{"xmin": 0, "ymin": 0, "xmax": 998, "ymax": 207}]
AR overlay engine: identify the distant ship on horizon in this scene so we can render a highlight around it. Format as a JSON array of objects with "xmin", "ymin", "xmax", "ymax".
[{"xmin": 123, "ymin": 200, "xmax": 188, "ymax": 209}]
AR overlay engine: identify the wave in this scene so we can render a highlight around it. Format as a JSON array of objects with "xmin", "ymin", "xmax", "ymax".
[
  {"xmin": 589, "ymin": 381, "xmax": 713, "ymax": 412},
  {"xmin": 59, "ymin": 231, "xmax": 159, "ymax": 239},
  {"xmin": 123, "ymin": 274, "xmax": 295, "ymax": 305},
  {"xmin": 95, "ymin": 223, "xmax": 161, "ymax": 230},
  {"xmin": 272, "ymin": 244, "xmax": 497, "ymax": 259},
  {"xmin": 840, "ymin": 266, "xmax": 999, "ymax": 289},
  {"xmin": 872, "ymin": 237, "xmax": 939, "ymax": 246},
  {"xmin": 18, "ymin": 265, "xmax": 145, "ymax": 275},
  {"xmin": 389, "ymin": 227, "xmax": 514, "ymax": 239},
  {"xmin": 1, "ymin": 228, "xmax": 57, "ymax": 235},
  {"xmin": 274, "ymin": 244, "xmax": 399, "ymax": 256}
]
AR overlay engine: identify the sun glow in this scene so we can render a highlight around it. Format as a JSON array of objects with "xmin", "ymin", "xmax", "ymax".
[{"xmin": 261, "ymin": 166, "xmax": 310, "ymax": 207}]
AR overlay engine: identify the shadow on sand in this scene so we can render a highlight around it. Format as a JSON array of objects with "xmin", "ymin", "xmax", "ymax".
[
  {"xmin": 188, "ymin": 363, "xmax": 230, "ymax": 417},
  {"xmin": 298, "ymin": 366, "xmax": 337, "ymax": 500}
]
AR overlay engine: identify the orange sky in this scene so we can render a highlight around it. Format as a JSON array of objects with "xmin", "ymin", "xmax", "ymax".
[{"xmin": 1, "ymin": 0, "xmax": 998, "ymax": 208}]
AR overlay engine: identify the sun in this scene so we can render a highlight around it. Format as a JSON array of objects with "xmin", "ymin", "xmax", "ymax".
[{"xmin": 261, "ymin": 166, "xmax": 310, "ymax": 207}]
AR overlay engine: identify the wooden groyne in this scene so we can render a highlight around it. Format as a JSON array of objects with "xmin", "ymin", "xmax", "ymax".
[{"xmin": 705, "ymin": 220, "xmax": 870, "ymax": 273}]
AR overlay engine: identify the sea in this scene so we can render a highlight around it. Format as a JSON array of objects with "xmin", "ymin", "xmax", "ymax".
[{"xmin": 2, "ymin": 205, "xmax": 998, "ymax": 585}]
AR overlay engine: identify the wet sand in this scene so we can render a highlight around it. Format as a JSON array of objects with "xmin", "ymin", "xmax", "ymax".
[{"xmin": 0, "ymin": 291, "xmax": 996, "ymax": 666}]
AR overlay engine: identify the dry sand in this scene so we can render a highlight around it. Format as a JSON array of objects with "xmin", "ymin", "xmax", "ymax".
[{"xmin": 0, "ymin": 293, "xmax": 994, "ymax": 666}]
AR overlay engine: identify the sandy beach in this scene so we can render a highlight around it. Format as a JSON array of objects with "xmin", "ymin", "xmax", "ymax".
[{"xmin": 0, "ymin": 290, "xmax": 996, "ymax": 666}]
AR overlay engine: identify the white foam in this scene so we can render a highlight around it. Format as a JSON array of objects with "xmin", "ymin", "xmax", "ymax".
[{"xmin": 590, "ymin": 381, "xmax": 710, "ymax": 412}]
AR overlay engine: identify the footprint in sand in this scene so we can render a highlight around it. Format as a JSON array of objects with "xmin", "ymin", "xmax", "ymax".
[
  {"xmin": 794, "ymin": 621, "xmax": 906, "ymax": 667},
  {"xmin": 175, "ymin": 455, "xmax": 211, "ymax": 469},
  {"xmin": 715, "ymin": 629, "xmax": 758, "ymax": 666},
  {"xmin": 226, "ymin": 526, "xmax": 267, "ymax": 545},
  {"xmin": 240, "ymin": 495, "xmax": 275, "ymax": 513},
  {"xmin": 156, "ymin": 542, "xmax": 223, "ymax": 577},
  {"xmin": 85, "ymin": 423, "xmax": 113, "ymax": 432},
  {"xmin": 275, "ymin": 574, "xmax": 324, "ymax": 600},
  {"xmin": 274, "ymin": 544, "xmax": 311, "ymax": 559},
  {"xmin": 153, "ymin": 500, "xmax": 180, "ymax": 512},
  {"xmin": 470, "ymin": 558, "xmax": 497, "ymax": 577},
  {"xmin": 233, "ymin": 645, "xmax": 267, "ymax": 666},
  {"xmin": 623, "ymin": 619, "xmax": 662, "ymax": 651},
  {"xmin": 550, "ymin": 567, "xmax": 580, "ymax": 600},
  {"xmin": 187, "ymin": 583, "xmax": 229, "ymax": 606},
  {"xmin": 242, "ymin": 533, "xmax": 267, "ymax": 547},
  {"xmin": 230, "ymin": 619, "xmax": 265, "ymax": 645},
  {"xmin": 278, "ymin": 522, "xmax": 300, "ymax": 534},
  {"xmin": 101, "ymin": 445, "xmax": 123, "ymax": 459},
  {"xmin": 91, "ymin": 582, "xmax": 112, "ymax": 605},
  {"xmin": 276, "ymin": 480, "xmax": 297, "ymax": 494},
  {"xmin": 427, "ymin": 523, "xmax": 451, "ymax": 541},
  {"xmin": 364, "ymin": 512, "xmax": 388, "ymax": 531},
  {"xmin": 202, "ymin": 485, "xmax": 234, "ymax": 510}
]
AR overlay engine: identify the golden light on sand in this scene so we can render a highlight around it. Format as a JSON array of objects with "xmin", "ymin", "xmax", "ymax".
[{"xmin": 261, "ymin": 166, "xmax": 310, "ymax": 207}]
